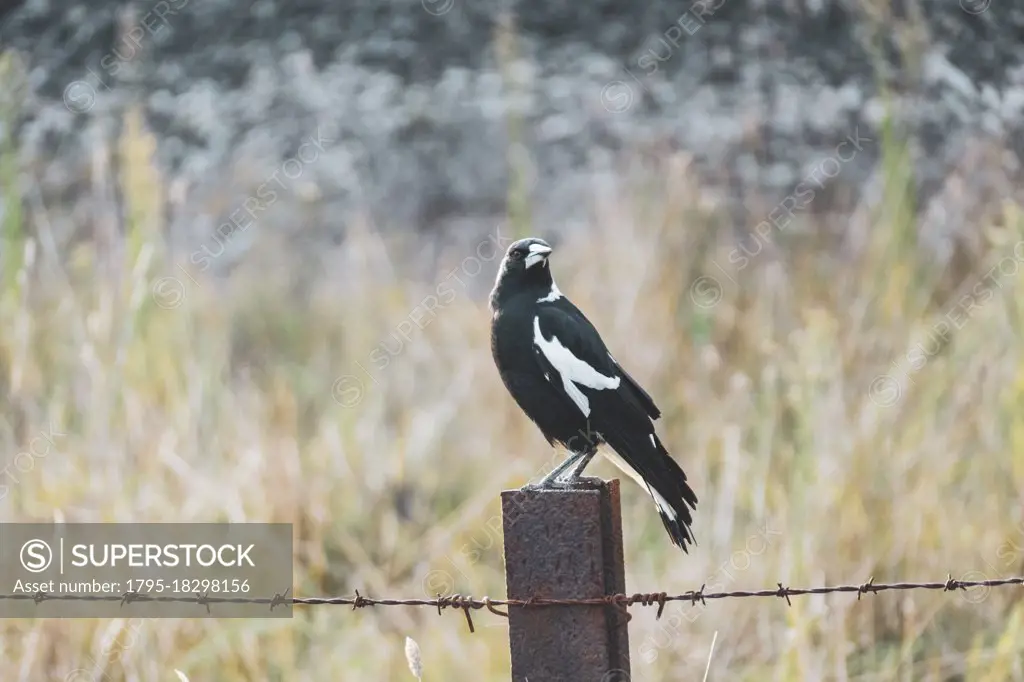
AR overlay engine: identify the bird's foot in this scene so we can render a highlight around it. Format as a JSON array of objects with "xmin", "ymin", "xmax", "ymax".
[
  {"xmin": 523, "ymin": 478, "xmax": 573, "ymax": 490},
  {"xmin": 558, "ymin": 475, "xmax": 605, "ymax": 490},
  {"xmin": 523, "ymin": 475, "xmax": 604, "ymax": 491}
]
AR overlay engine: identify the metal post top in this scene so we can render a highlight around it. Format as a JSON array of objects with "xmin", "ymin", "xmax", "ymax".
[{"xmin": 500, "ymin": 476, "xmax": 619, "ymax": 495}]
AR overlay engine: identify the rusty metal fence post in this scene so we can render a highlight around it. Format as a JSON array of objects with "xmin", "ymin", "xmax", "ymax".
[{"xmin": 501, "ymin": 477, "xmax": 630, "ymax": 681}]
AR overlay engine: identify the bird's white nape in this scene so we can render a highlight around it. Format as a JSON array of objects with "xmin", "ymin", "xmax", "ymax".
[
  {"xmin": 537, "ymin": 281, "xmax": 562, "ymax": 303},
  {"xmin": 532, "ymin": 315, "xmax": 620, "ymax": 417}
]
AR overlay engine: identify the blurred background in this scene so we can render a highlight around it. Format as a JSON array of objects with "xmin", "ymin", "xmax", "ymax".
[{"xmin": 2, "ymin": 0, "xmax": 1024, "ymax": 679}]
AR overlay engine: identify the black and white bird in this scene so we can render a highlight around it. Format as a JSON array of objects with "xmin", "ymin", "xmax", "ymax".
[{"xmin": 489, "ymin": 237, "xmax": 698, "ymax": 551}]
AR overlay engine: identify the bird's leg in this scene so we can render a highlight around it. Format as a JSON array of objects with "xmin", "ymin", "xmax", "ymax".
[
  {"xmin": 533, "ymin": 451, "xmax": 586, "ymax": 488},
  {"xmin": 558, "ymin": 449, "xmax": 596, "ymax": 482},
  {"xmin": 557, "ymin": 426, "xmax": 601, "ymax": 483}
]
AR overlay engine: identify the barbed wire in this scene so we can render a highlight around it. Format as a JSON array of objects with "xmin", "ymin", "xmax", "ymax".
[{"xmin": 3, "ymin": 574, "xmax": 1022, "ymax": 632}]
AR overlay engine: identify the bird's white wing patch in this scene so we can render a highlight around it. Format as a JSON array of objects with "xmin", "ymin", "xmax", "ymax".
[
  {"xmin": 602, "ymin": 450, "xmax": 677, "ymax": 522},
  {"xmin": 533, "ymin": 316, "xmax": 620, "ymax": 417},
  {"xmin": 537, "ymin": 281, "xmax": 563, "ymax": 303}
]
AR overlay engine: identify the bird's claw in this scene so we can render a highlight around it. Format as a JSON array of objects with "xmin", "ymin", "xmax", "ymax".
[{"xmin": 523, "ymin": 475, "xmax": 603, "ymax": 491}]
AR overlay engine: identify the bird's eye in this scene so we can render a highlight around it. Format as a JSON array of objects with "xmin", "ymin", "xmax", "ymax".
[{"xmin": 510, "ymin": 251, "xmax": 524, "ymax": 260}]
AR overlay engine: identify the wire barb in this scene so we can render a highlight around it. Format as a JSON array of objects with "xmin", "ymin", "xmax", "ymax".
[
  {"xmin": 656, "ymin": 591, "xmax": 668, "ymax": 619},
  {"xmin": 688, "ymin": 584, "xmax": 707, "ymax": 607},
  {"xmin": 943, "ymin": 573, "xmax": 964, "ymax": 592},
  {"xmin": 609, "ymin": 594, "xmax": 633, "ymax": 625},
  {"xmin": 194, "ymin": 592, "xmax": 212, "ymax": 614},
  {"xmin": 632, "ymin": 592, "xmax": 669, "ymax": 620},
  {"xmin": 270, "ymin": 588, "xmax": 291, "ymax": 612},
  {"xmin": 445, "ymin": 594, "xmax": 476, "ymax": 633},
  {"xmin": 352, "ymin": 589, "xmax": 370, "ymax": 610},
  {"xmin": 119, "ymin": 591, "xmax": 141, "ymax": 608},
  {"xmin": 857, "ymin": 576, "xmax": 875, "ymax": 600},
  {"xmin": 483, "ymin": 596, "xmax": 508, "ymax": 619}
]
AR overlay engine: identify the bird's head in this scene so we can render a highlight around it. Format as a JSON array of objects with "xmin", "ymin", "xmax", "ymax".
[
  {"xmin": 489, "ymin": 237, "xmax": 555, "ymax": 312},
  {"xmin": 504, "ymin": 238, "xmax": 553, "ymax": 271}
]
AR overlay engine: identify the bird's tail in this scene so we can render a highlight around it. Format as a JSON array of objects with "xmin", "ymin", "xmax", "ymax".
[{"xmin": 602, "ymin": 428, "xmax": 698, "ymax": 551}]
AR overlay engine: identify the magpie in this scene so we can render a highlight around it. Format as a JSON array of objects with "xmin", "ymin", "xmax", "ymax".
[{"xmin": 489, "ymin": 237, "xmax": 698, "ymax": 551}]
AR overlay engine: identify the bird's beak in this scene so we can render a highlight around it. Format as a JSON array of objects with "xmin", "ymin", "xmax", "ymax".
[{"xmin": 525, "ymin": 244, "xmax": 552, "ymax": 269}]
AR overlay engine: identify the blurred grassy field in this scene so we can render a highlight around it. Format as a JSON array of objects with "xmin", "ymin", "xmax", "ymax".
[{"xmin": 5, "ymin": 53, "xmax": 1024, "ymax": 681}]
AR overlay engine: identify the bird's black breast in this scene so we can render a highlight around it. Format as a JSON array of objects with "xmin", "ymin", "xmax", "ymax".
[
  {"xmin": 490, "ymin": 299, "xmax": 545, "ymax": 401},
  {"xmin": 491, "ymin": 296, "xmax": 591, "ymax": 447}
]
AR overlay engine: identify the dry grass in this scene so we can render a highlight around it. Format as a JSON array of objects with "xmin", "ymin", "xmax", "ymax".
[{"xmin": 4, "ymin": 58, "xmax": 1024, "ymax": 681}]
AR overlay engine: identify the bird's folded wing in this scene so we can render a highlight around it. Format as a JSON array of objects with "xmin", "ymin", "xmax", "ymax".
[{"xmin": 533, "ymin": 304, "xmax": 662, "ymax": 420}]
